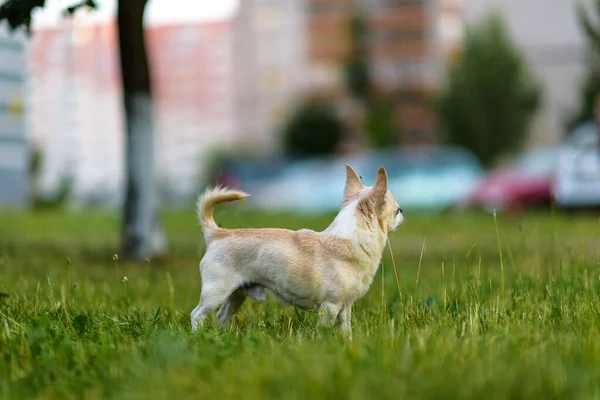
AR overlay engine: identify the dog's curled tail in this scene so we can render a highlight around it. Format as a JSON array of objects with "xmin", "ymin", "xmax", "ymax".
[{"xmin": 196, "ymin": 186, "xmax": 249, "ymax": 233}]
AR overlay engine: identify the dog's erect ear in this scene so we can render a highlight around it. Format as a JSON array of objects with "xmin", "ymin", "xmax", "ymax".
[
  {"xmin": 344, "ymin": 164, "xmax": 364, "ymax": 200},
  {"xmin": 371, "ymin": 167, "xmax": 388, "ymax": 204}
]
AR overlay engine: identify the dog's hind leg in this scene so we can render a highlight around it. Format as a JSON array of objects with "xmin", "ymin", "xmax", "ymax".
[
  {"xmin": 191, "ymin": 283, "xmax": 237, "ymax": 332},
  {"xmin": 216, "ymin": 288, "xmax": 247, "ymax": 327}
]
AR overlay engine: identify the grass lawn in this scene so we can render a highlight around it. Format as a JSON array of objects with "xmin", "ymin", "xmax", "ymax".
[{"xmin": 1, "ymin": 206, "xmax": 600, "ymax": 399}]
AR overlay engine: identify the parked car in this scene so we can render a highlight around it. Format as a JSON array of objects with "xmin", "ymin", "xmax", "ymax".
[
  {"xmin": 460, "ymin": 147, "xmax": 558, "ymax": 212},
  {"xmin": 385, "ymin": 146, "xmax": 483, "ymax": 211},
  {"xmin": 553, "ymin": 122, "xmax": 600, "ymax": 209},
  {"xmin": 250, "ymin": 146, "xmax": 483, "ymax": 213},
  {"xmin": 248, "ymin": 153, "xmax": 374, "ymax": 213}
]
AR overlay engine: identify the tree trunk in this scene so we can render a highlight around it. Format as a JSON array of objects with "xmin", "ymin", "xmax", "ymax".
[{"xmin": 117, "ymin": 0, "xmax": 165, "ymax": 260}]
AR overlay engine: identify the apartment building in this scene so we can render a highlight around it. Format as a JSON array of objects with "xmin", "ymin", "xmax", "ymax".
[
  {"xmin": 28, "ymin": 20, "xmax": 236, "ymax": 205},
  {"xmin": 232, "ymin": 0, "xmax": 308, "ymax": 152},
  {"xmin": 148, "ymin": 21, "xmax": 236, "ymax": 199},
  {"xmin": 305, "ymin": 0, "xmax": 460, "ymax": 144}
]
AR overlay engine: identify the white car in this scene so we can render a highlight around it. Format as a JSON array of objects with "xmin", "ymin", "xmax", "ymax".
[{"xmin": 554, "ymin": 121, "xmax": 600, "ymax": 208}]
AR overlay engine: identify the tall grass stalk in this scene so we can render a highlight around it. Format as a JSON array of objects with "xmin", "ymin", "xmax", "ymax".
[
  {"xmin": 493, "ymin": 210, "xmax": 505, "ymax": 301},
  {"xmin": 415, "ymin": 238, "xmax": 426, "ymax": 298},
  {"xmin": 387, "ymin": 239, "xmax": 402, "ymax": 301}
]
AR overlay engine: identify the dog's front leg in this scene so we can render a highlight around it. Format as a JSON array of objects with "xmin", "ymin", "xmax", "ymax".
[{"xmin": 317, "ymin": 302, "xmax": 342, "ymax": 332}]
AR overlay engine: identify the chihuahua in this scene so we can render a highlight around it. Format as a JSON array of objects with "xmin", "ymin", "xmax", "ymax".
[{"xmin": 190, "ymin": 165, "xmax": 404, "ymax": 336}]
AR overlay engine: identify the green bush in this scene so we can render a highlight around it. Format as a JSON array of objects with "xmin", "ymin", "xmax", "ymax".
[
  {"xmin": 282, "ymin": 101, "xmax": 344, "ymax": 159},
  {"xmin": 435, "ymin": 12, "xmax": 542, "ymax": 167},
  {"xmin": 365, "ymin": 100, "xmax": 395, "ymax": 148},
  {"xmin": 567, "ymin": 69, "xmax": 600, "ymax": 132}
]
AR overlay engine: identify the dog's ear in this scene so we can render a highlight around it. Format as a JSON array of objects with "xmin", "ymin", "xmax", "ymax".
[
  {"xmin": 370, "ymin": 167, "xmax": 388, "ymax": 205},
  {"xmin": 344, "ymin": 164, "xmax": 364, "ymax": 200}
]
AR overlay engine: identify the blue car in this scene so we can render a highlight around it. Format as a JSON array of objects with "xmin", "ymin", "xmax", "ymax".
[{"xmin": 250, "ymin": 146, "xmax": 483, "ymax": 213}]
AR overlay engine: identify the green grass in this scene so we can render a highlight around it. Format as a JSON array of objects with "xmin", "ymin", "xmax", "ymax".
[{"xmin": 2, "ymin": 206, "xmax": 600, "ymax": 399}]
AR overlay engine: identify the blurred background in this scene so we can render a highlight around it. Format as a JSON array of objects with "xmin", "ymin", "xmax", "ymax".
[{"xmin": 1, "ymin": 0, "xmax": 600, "ymax": 257}]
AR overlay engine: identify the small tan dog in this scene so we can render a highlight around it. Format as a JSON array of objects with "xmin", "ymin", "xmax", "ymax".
[{"xmin": 190, "ymin": 165, "xmax": 404, "ymax": 336}]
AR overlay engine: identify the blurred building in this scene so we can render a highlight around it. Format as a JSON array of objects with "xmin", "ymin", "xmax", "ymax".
[
  {"xmin": 305, "ymin": 0, "xmax": 586, "ymax": 146},
  {"xmin": 28, "ymin": 20, "xmax": 237, "ymax": 206},
  {"xmin": 29, "ymin": 22, "xmax": 123, "ymax": 206},
  {"xmin": 463, "ymin": 0, "xmax": 586, "ymax": 145},
  {"xmin": 0, "ymin": 25, "xmax": 28, "ymax": 206},
  {"xmin": 232, "ymin": 0, "xmax": 308, "ymax": 152},
  {"xmin": 148, "ymin": 21, "xmax": 236, "ymax": 200},
  {"xmin": 28, "ymin": 1, "xmax": 311, "ymax": 206},
  {"xmin": 305, "ymin": 0, "xmax": 461, "ymax": 145}
]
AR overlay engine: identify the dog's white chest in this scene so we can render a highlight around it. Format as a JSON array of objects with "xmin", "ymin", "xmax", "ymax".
[{"xmin": 338, "ymin": 267, "xmax": 376, "ymax": 302}]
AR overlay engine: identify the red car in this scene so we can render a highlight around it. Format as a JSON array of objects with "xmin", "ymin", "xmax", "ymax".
[{"xmin": 461, "ymin": 147, "xmax": 557, "ymax": 212}]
